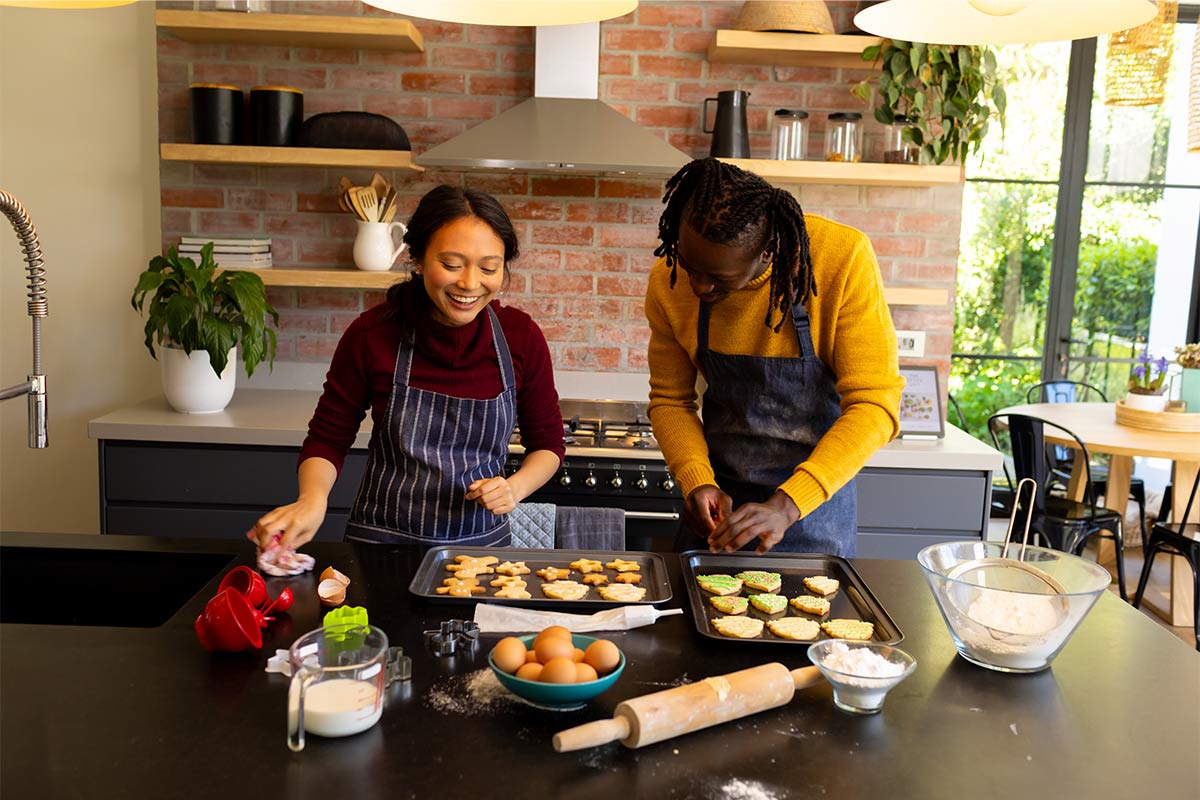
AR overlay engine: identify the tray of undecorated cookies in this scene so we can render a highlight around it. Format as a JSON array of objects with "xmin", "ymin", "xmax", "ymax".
[
  {"xmin": 680, "ymin": 551, "xmax": 902, "ymax": 648},
  {"xmin": 410, "ymin": 547, "xmax": 673, "ymax": 607}
]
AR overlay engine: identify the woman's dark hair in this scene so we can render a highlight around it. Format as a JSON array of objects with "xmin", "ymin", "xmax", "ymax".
[
  {"xmin": 654, "ymin": 157, "xmax": 815, "ymax": 332},
  {"xmin": 386, "ymin": 185, "xmax": 520, "ymax": 327}
]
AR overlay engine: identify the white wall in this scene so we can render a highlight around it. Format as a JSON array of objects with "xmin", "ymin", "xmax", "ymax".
[{"xmin": 0, "ymin": 2, "xmax": 161, "ymax": 533}]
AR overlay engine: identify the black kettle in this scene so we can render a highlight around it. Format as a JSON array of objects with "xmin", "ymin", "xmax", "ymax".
[{"xmin": 703, "ymin": 90, "xmax": 751, "ymax": 158}]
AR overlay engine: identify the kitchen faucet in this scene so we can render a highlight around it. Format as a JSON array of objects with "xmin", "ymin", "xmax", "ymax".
[{"xmin": 1, "ymin": 189, "xmax": 48, "ymax": 448}]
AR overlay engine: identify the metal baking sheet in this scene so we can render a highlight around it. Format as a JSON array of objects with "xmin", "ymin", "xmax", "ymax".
[
  {"xmin": 679, "ymin": 551, "xmax": 903, "ymax": 648},
  {"xmin": 410, "ymin": 546, "xmax": 673, "ymax": 607}
]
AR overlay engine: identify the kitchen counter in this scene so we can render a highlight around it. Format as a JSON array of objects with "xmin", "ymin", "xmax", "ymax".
[
  {"xmin": 2, "ymin": 531, "xmax": 1196, "ymax": 800},
  {"xmin": 88, "ymin": 390, "xmax": 1003, "ymax": 472}
]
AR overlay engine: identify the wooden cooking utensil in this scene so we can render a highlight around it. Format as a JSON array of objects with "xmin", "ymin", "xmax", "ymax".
[
  {"xmin": 356, "ymin": 186, "xmax": 380, "ymax": 221},
  {"xmin": 346, "ymin": 186, "xmax": 368, "ymax": 221},
  {"xmin": 553, "ymin": 663, "xmax": 823, "ymax": 752},
  {"xmin": 369, "ymin": 172, "xmax": 387, "ymax": 198}
]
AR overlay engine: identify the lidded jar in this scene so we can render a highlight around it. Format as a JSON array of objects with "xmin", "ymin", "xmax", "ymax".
[
  {"xmin": 884, "ymin": 114, "xmax": 920, "ymax": 164},
  {"xmin": 824, "ymin": 112, "xmax": 862, "ymax": 163},
  {"xmin": 770, "ymin": 109, "xmax": 809, "ymax": 161}
]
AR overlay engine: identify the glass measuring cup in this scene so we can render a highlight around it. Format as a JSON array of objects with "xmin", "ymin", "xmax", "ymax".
[{"xmin": 287, "ymin": 624, "xmax": 388, "ymax": 752}]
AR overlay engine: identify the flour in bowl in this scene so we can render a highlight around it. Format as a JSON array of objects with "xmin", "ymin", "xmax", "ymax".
[
  {"xmin": 966, "ymin": 590, "xmax": 1060, "ymax": 636},
  {"xmin": 820, "ymin": 642, "xmax": 904, "ymax": 678}
]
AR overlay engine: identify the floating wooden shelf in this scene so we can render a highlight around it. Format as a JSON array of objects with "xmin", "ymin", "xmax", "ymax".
[
  {"xmin": 719, "ymin": 158, "xmax": 962, "ymax": 187},
  {"xmin": 218, "ymin": 268, "xmax": 405, "ymax": 289},
  {"xmin": 707, "ymin": 30, "xmax": 881, "ymax": 70},
  {"xmin": 883, "ymin": 287, "xmax": 949, "ymax": 307},
  {"xmin": 156, "ymin": 9, "xmax": 423, "ymax": 52},
  {"xmin": 161, "ymin": 143, "xmax": 423, "ymax": 172}
]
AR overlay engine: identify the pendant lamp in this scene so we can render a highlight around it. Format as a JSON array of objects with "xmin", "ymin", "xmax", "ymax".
[
  {"xmin": 1190, "ymin": 26, "xmax": 1200, "ymax": 152},
  {"xmin": 853, "ymin": 0, "xmax": 1158, "ymax": 46},
  {"xmin": 360, "ymin": 1, "xmax": 637, "ymax": 27},
  {"xmin": 1105, "ymin": 1, "xmax": 1178, "ymax": 107}
]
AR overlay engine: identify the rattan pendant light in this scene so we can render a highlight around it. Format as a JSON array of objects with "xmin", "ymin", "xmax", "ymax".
[
  {"xmin": 1189, "ymin": 25, "xmax": 1199, "ymax": 151},
  {"xmin": 1105, "ymin": 0, "xmax": 1178, "ymax": 107}
]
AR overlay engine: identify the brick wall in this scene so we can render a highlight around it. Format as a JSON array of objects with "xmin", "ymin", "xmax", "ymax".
[{"xmin": 157, "ymin": 0, "xmax": 960, "ymax": 381}]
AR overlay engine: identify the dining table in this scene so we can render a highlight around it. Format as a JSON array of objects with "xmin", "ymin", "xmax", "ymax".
[{"xmin": 998, "ymin": 402, "xmax": 1200, "ymax": 626}]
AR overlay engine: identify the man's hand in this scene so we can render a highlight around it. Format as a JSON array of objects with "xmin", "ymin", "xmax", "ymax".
[
  {"xmin": 682, "ymin": 484, "xmax": 732, "ymax": 540},
  {"xmin": 707, "ymin": 491, "xmax": 800, "ymax": 554}
]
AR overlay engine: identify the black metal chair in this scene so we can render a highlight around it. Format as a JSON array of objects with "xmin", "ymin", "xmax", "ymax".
[
  {"xmin": 1025, "ymin": 380, "xmax": 1148, "ymax": 548},
  {"xmin": 988, "ymin": 413, "xmax": 1128, "ymax": 600},
  {"xmin": 1132, "ymin": 470, "xmax": 1200, "ymax": 651}
]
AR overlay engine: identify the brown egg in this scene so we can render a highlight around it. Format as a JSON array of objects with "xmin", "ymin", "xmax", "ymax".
[
  {"xmin": 541, "ymin": 625, "xmax": 572, "ymax": 640},
  {"xmin": 534, "ymin": 634, "xmax": 575, "ymax": 664},
  {"xmin": 572, "ymin": 647, "xmax": 585, "ymax": 663},
  {"xmin": 525, "ymin": 649, "xmax": 540, "ymax": 663},
  {"xmin": 491, "ymin": 637, "xmax": 527, "ymax": 674},
  {"xmin": 583, "ymin": 639, "xmax": 621, "ymax": 675},
  {"xmin": 515, "ymin": 662, "xmax": 543, "ymax": 681},
  {"xmin": 574, "ymin": 662, "xmax": 598, "ymax": 683},
  {"xmin": 539, "ymin": 656, "xmax": 578, "ymax": 684}
]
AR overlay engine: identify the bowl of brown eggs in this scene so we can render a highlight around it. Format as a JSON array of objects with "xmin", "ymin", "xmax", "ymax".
[{"xmin": 488, "ymin": 626, "xmax": 625, "ymax": 710}]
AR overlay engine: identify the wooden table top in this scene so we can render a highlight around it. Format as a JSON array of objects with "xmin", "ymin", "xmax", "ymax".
[{"xmin": 997, "ymin": 402, "xmax": 1200, "ymax": 462}]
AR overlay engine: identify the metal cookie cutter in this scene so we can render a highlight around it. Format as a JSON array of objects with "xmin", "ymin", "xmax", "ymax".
[
  {"xmin": 423, "ymin": 619, "xmax": 480, "ymax": 656},
  {"xmin": 386, "ymin": 646, "xmax": 412, "ymax": 684}
]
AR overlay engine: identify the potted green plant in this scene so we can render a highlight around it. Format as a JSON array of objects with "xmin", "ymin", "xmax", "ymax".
[
  {"xmin": 851, "ymin": 39, "xmax": 1006, "ymax": 165},
  {"xmin": 1175, "ymin": 343, "xmax": 1200, "ymax": 412},
  {"xmin": 131, "ymin": 242, "xmax": 278, "ymax": 413},
  {"xmin": 1124, "ymin": 348, "xmax": 1170, "ymax": 413}
]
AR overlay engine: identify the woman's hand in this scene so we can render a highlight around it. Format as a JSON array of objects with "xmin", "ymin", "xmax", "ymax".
[
  {"xmin": 467, "ymin": 476, "xmax": 517, "ymax": 515},
  {"xmin": 248, "ymin": 494, "xmax": 328, "ymax": 552},
  {"xmin": 707, "ymin": 491, "xmax": 800, "ymax": 554},
  {"xmin": 683, "ymin": 484, "xmax": 732, "ymax": 540}
]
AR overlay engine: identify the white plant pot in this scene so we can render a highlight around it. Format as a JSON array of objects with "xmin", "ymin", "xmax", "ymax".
[
  {"xmin": 161, "ymin": 346, "xmax": 237, "ymax": 414},
  {"xmin": 1122, "ymin": 391, "xmax": 1167, "ymax": 413}
]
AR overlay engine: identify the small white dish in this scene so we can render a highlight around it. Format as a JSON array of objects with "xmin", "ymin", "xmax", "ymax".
[{"xmin": 807, "ymin": 640, "xmax": 917, "ymax": 714}]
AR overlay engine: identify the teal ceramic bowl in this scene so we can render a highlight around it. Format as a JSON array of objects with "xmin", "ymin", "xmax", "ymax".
[{"xmin": 488, "ymin": 634, "xmax": 625, "ymax": 710}]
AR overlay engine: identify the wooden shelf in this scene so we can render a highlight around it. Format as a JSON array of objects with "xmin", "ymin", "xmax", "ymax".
[
  {"xmin": 161, "ymin": 143, "xmax": 423, "ymax": 172},
  {"xmin": 156, "ymin": 9, "xmax": 423, "ymax": 52},
  {"xmin": 707, "ymin": 30, "xmax": 880, "ymax": 70},
  {"xmin": 218, "ymin": 268, "xmax": 405, "ymax": 289},
  {"xmin": 719, "ymin": 158, "xmax": 962, "ymax": 187}
]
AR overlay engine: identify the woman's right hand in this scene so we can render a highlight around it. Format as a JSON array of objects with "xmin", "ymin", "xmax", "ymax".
[
  {"xmin": 682, "ymin": 484, "xmax": 732, "ymax": 540},
  {"xmin": 249, "ymin": 494, "xmax": 327, "ymax": 552}
]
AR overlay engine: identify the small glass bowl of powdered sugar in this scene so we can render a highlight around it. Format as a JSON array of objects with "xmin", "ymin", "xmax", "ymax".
[{"xmin": 806, "ymin": 640, "xmax": 916, "ymax": 715}]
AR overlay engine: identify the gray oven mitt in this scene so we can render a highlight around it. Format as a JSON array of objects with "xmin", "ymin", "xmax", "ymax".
[{"xmin": 509, "ymin": 502, "xmax": 557, "ymax": 549}]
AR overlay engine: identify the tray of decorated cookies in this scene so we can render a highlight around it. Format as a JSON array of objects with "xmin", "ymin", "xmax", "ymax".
[
  {"xmin": 680, "ymin": 551, "xmax": 903, "ymax": 648},
  {"xmin": 410, "ymin": 547, "xmax": 673, "ymax": 607}
]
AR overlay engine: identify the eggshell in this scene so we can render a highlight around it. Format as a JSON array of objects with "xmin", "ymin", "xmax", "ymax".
[
  {"xmin": 574, "ymin": 662, "xmax": 599, "ymax": 683},
  {"xmin": 317, "ymin": 578, "xmax": 347, "ymax": 607},
  {"xmin": 515, "ymin": 662, "xmax": 543, "ymax": 681},
  {"xmin": 533, "ymin": 634, "xmax": 575, "ymax": 664},
  {"xmin": 583, "ymin": 639, "xmax": 621, "ymax": 675},
  {"xmin": 491, "ymin": 637, "xmax": 527, "ymax": 674},
  {"xmin": 319, "ymin": 566, "xmax": 350, "ymax": 586},
  {"xmin": 539, "ymin": 656, "xmax": 578, "ymax": 684}
]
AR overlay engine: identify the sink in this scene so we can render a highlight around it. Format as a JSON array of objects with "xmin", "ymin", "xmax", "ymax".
[{"xmin": 0, "ymin": 546, "xmax": 233, "ymax": 627}]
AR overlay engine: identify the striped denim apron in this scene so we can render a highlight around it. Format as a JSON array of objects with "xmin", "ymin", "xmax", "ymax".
[
  {"xmin": 344, "ymin": 305, "xmax": 515, "ymax": 547},
  {"xmin": 674, "ymin": 297, "xmax": 857, "ymax": 556}
]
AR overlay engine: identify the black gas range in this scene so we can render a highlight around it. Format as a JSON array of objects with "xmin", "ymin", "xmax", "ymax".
[{"xmin": 505, "ymin": 399, "xmax": 683, "ymax": 552}]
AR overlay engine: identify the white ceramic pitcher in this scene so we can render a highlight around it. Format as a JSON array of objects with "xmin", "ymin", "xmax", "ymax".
[{"xmin": 352, "ymin": 220, "xmax": 407, "ymax": 272}]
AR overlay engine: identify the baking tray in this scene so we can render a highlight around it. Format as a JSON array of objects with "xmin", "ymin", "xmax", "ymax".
[
  {"xmin": 410, "ymin": 546, "xmax": 672, "ymax": 607},
  {"xmin": 680, "ymin": 551, "xmax": 903, "ymax": 647}
]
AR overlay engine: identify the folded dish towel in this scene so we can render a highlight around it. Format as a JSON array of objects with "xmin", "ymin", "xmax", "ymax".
[
  {"xmin": 556, "ymin": 506, "xmax": 625, "ymax": 550},
  {"xmin": 509, "ymin": 502, "xmax": 557, "ymax": 549}
]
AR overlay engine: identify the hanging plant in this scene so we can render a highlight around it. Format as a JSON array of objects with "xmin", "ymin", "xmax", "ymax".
[{"xmin": 851, "ymin": 40, "xmax": 1007, "ymax": 165}]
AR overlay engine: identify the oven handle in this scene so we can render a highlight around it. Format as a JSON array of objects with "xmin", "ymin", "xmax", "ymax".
[{"xmin": 623, "ymin": 510, "xmax": 680, "ymax": 521}]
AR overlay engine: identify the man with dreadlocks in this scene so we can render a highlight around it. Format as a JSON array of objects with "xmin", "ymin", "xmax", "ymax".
[{"xmin": 645, "ymin": 158, "xmax": 903, "ymax": 556}]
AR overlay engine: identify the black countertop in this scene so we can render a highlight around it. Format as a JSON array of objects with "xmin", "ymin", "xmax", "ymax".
[{"xmin": 2, "ymin": 532, "xmax": 1197, "ymax": 800}]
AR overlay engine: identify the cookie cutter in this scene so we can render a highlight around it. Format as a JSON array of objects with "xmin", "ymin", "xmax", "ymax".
[
  {"xmin": 385, "ymin": 646, "xmax": 412, "ymax": 684},
  {"xmin": 423, "ymin": 619, "xmax": 480, "ymax": 656}
]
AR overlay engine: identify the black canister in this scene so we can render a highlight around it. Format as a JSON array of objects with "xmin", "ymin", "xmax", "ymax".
[
  {"xmin": 249, "ymin": 86, "xmax": 303, "ymax": 147},
  {"xmin": 189, "ymin": 84, "xmax": 243, "ymax": 145},
  {"xmin": 703, "ymin": 89, "xmax": 752, "ymax": 159}
]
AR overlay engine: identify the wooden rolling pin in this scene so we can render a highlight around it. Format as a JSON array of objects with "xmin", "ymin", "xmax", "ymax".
[{"xmin": 553, "ymin": 663, "xmax": 823, "ymax": 752}]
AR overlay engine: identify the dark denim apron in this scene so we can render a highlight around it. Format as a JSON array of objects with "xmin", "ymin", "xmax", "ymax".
[
  {"xmin": 344, "ymin": 306, "xmax": 515, "ymax": 547},
  {"xmin": 674, "ymin": 296, "xmax": 857, "ymax": 556}
]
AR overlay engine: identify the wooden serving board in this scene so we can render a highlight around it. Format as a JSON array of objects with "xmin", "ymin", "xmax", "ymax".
[{"xmin": 1114, "ymin": 400, "xmax": 1200, "ymax": 432}]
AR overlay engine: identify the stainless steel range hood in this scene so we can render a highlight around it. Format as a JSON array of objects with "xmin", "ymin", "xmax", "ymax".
[{"xmin": 416, "ymin": 23, "xmax": 690, "ymax": 176}]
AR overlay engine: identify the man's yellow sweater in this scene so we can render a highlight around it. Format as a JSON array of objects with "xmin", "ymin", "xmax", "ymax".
[{"xmin": 645, "ymin": 214, "xmax": 904, "ymax": 518}]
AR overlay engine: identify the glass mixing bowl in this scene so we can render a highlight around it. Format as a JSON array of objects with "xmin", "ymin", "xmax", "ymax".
[{"xmin": 917, "ymin": 541, "xmax": 1111, "ymax": 673}]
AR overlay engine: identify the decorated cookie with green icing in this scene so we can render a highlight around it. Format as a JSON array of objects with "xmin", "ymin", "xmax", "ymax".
[
  {"xmin": 696, "ymin": 574, "xmax": 744, "ymax": 596},
  {"xmin": 748, "ymin": 593, "xmax": 788, "ymax": 615},
  {"xmin": 735, "ymin": 571, "xmax": 782, "ymax": 593},
  {"xmin": 709, "ymin": 595, "xmax": 750, "ymax": 615}
]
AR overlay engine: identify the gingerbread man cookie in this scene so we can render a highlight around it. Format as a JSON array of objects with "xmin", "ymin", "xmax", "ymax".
[
  {"xmin": 436, "ymin": 577, "xmax": 485, "ymax": 596},
  {"xmin": 445, "ymin": 555, "xmax": 498, "ymax": 578},
  {"xmin": 535, "ymin": 566, "xmax": 572, "ymax": 581},
  {"xmin": 605, "ymin": 558, "xmax": 641, "ymax": 572},
  {"xmin": 495, "ymin": 561, "xmax": 531, "ymax": 576},
  {"xmin": 489, "ymin": 575, "xmax": 527, "ymax": 587},
  {"xmin": 614, "ymin": 572, "xmax": 642, "ymax": 584},
  {"xmin": 493, "ymin": 582, "xmax": 531, "ymax": 599},
  {"xmin": 582, "ymin": 574, "xmax": 609, "ymax": 586},
  {"xmin": 569, "ymin": 558, "xmax": 604, "ymax": 574}
]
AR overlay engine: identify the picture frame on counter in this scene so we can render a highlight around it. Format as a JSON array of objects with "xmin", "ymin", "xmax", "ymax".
[{"xmin": 898, "ymin": 365, "xmax": 945, "ymax": 439}]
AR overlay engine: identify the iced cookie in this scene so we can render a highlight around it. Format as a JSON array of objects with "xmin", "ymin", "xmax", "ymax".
[
  {"xmin": 605, "ymin": 558, "xmax": 641, "ymax": 572},
  {"xmin": 541, "ymin": 580, "xmax": 589, "ymax": 600},
  {"xmin": 821, "ymin": 619, "xmax": 875, "ymax": 640},
  {"xmin": 598, "ymin": 584, "xmax": 647, "ymax": 602},
  {"xmin": 711, "ymin": 616, "xmax": 764, "ymax": 639},
  {"xmin": 582, "ymin": 574, "xmax": 609, "ymax": 586},
  {"xmin": 569, "ymin": 558, "xmax": 604, "ymax": 573},
  {"xmin": 696, "ymin": 575, "xmax": 743, "ymax": 596},
  {"xmin": 767, "ymin": 618, "xmax": 820, "ymax": 640},
  {"xmin": 494, "ymin": 582, "xmax": 531, "ymax": 599},
  {"xmin": 748, "ymin": 593, "xmax": 787, "ymax": 615},
  {"xmin": 495, "ymin": 561, "xmax": 531, "ymax": 576},
  {"xmin": 445, "ymin": 555, "xmax": 498, "ymax": 578},
  {"xmin": 735, "ymin": 571, "xmax": 782, "ymax": 593},
  {"xmin": 436, "ymin": 577, "xmax": 484, "ymax": 596},
  {"xmin": 614, "ymin": 572, "xmax": 642, "ymax": 584},
  {"xmin": 535, "ymin": 567, "xmax": 572, "ymax": 581},
  {"xmin": 803, "ymin": 576, "xmax": 840, "ymax": 596},
  {"xmin": 789, "ymin": 595, "xmax": 831, "ymax": 616},
  {"xmin": 709, "ymin": 596, "xmax": 749, "ymax": 615}
]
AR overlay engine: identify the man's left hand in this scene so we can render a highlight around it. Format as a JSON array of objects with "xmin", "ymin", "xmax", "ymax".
[{"xmin": 707, "ymin": 491, "xmax": 800, "ymax": 554}]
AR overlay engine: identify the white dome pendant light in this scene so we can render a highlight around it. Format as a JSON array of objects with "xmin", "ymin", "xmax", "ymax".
[{"xmin": 361, "ymin": 1, "xmax": 637, "ymax": 27}]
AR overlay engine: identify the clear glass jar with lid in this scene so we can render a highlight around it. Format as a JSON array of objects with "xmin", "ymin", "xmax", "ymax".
[
  {"xmin": 884, "ymin": 114, "xmax": 920, "ymax": 164},
  {"xmin": 824, "ymin": 112, "xmax": 862, "ymax": 162},
  {"xmin": 770, "ymin": 109, "xmax": 809, "ymax": 161}
]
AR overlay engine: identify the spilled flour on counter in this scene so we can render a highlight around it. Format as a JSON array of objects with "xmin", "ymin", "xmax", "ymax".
[
  {"xmin": 426, "ymin": 669, "xmax": 519, "ymax": 716},
  {"xmin": 719, "ymin": 778, "xmax": 782, "ymax": 800}
]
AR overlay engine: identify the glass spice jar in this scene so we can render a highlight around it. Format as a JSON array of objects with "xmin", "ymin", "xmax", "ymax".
[
  {"xmin": 884, "ymin": 114, "xmax": 920, "ymax": 164},
  {"xmin": 824, "ymin": 112, "xmax": 863, "ymax": 163},
  {"xmin": 770, "ymin": 109, "xmax": 809, "ymax": 161}
]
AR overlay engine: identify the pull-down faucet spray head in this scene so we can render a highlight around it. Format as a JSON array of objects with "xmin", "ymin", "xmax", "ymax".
[{"xmin": 1, "ymin": 188, "xmax": 48, "ymax": 448}]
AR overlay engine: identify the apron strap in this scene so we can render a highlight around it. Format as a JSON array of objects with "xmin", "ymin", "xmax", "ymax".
[{"xmin": 695, "ymin": 290, "xmax": 817, "ymax": 358}]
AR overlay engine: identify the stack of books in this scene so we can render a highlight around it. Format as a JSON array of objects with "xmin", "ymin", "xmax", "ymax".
[{"xmin": 179, "ymin": 236, "xmax": 272, "ymax": 269}]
